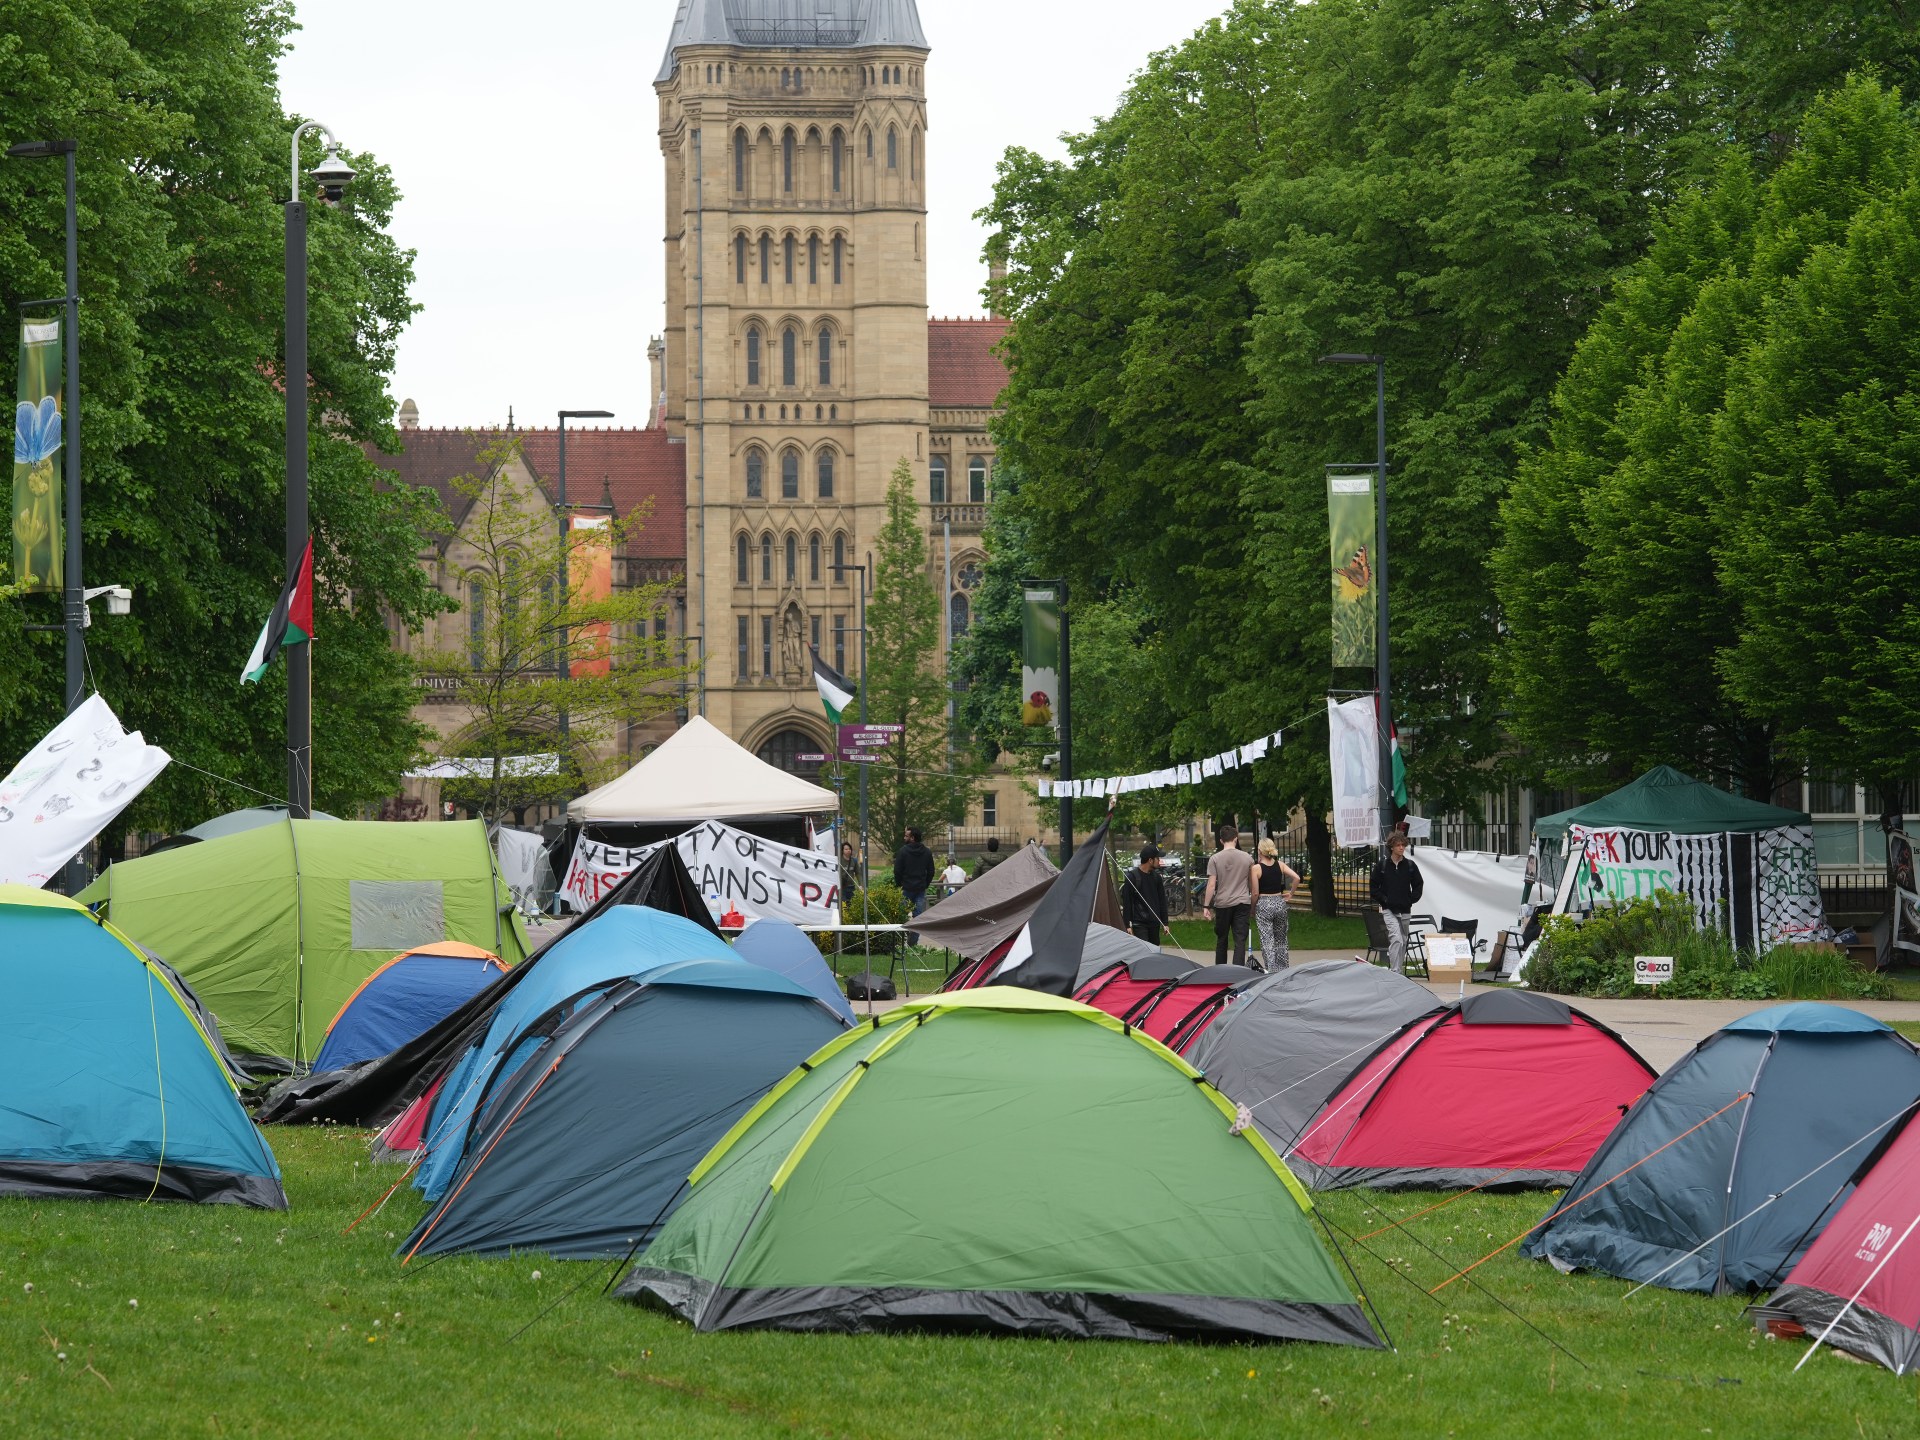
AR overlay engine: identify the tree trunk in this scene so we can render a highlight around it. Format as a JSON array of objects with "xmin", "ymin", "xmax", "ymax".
[{"xmin": 1306, "ymin": 808, "xmax": 1337, "ymax": 917}]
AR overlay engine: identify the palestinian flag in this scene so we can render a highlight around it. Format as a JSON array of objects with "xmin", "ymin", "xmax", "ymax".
[
  {"xmin": 241, "ymin": 539, "xmax": 314, "ymax": 684},
  {"xmin": 812, "ymin": 647, "xmax": 855, "ymax": 725}
]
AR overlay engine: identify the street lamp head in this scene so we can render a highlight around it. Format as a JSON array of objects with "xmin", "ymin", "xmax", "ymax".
[
  {"xmin": 1317, "ymin": 352, "xmax": 1383, "ymax": 365},
  {"xmin": 309, "ymin": 147, "xmax": 356, "ymax": 204},
  {"xmin": 559, "ymin": 409, "xmax": 616, "ymax": 422},
  {"xmin": 6, "ymin": 139, "xmax": 77, "ymax": 159}
]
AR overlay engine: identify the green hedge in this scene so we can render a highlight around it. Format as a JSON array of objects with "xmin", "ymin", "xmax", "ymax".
[{"xmin": 1527, "ymin": 891, "xmax": 1887, "ymax": 1000}]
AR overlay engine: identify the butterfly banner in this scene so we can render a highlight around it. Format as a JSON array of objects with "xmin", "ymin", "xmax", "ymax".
[
  {"xmin": 11, "ymin": 317, "xmax": 63, "ymax": 594},
  {"xmin": 1020, "ymin": 586, "xmax": 1061, "ymax": 736},
  {"xmin": 0, "ymin": 693, "xmax": 171, "ymax": 886},
  {"xmin": 1327, "ymin": 470, "xmax": 1376, "ymax": 669}
]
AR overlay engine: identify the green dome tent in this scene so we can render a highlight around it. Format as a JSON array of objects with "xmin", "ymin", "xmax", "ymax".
[
  {"xmin": 1527, "ymin": 766, "xmax": 1827, "ymax": 952},
  {"xmin": 80, "ymin": 819, "xmax": 529, "ymax": 1071},
  {"xmin": 617, "ymin": 988, "xmax": 1382, "ymax": 1347}
]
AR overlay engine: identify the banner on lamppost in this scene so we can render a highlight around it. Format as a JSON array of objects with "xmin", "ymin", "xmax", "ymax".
[
  {"xmin": 1327, "ymin": 470, "xmax": 1375, "ymax": 669},
  {"xmin": 1020, "ymin": 587, "xmax": 1060, "ymax": 735},
  {"xmin": 569, "ymin": 513, "xmax": 613, "ymax": 677},
  {"xmin": 11, "ymin": 318, "xmax": 63, "ymax": 594}
]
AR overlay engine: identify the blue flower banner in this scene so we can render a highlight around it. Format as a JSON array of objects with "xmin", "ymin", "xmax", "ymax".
[{"xmin": 12, "ymin": 318, "xmax": 63, "ymax": 594}]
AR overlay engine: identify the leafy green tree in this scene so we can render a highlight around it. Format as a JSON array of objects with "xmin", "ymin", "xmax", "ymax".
[
  {"xmin": 0, "ymin": 1, "xmax": 443, "ymax": 834},
  {"xmin": 418, "ymin": 436, "xmax": 691, "ymax": 823},
  {"xmin": 1495, "ymin": 78, "xmax": 1920, "ymax": 800},
  {"xmin": 861, "ymin": 459, "xmax": 975, "ymax": 847}
]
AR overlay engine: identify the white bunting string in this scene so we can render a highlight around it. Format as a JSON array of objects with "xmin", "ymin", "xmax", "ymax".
[{"xmin": 1034, "ymin": 707, "xmax": 1322, "ymax": 800}]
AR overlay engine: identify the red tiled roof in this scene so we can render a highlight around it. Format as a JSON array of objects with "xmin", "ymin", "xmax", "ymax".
[
  {"xmin": 519, "ymin": 427, "xmax": 687, "ymax": 562},
  {"xmin": 928, "ymin": 318, "xmax": 1010, "ymax": 409},
  {"xmin": 368, "ymin": 427, "xmax": 687, "ymax": 562}
]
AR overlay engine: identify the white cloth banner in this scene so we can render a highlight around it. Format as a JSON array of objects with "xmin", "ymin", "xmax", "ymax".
[
  {"xmin": 0, "ymin": 694, "xmax": 171, "ymax": 886},
  {"xmin": 1025, "ymin": 722, "xmax": 1294, "ymax": 799},
  {"xmin": 493, "ymin": 825, "xmax": 550, "ymax": 915},
  {"xmin": 1411, "ymin": 848, "xmax": 1530, "ymax": 954},
  {"xmin": 560, "ymin": 818, "xmax": 842, "ymax": 924},
  {"xmin": 1328, "ymin": 696, "xmax": 1381, "ymax": 848}
]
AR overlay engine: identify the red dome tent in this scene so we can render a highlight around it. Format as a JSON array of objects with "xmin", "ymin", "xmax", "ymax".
[
  {"xmin": 1073, "ymin": 959, "xmax": 1258, "ymax": 1053},
  {"xmin": 1287, "ymin": 989, "xmax": 1655, "ymax": 1190},
  {"xmin": 1763, "ymin": 1103, "xmax": 1920, "ymax": 1374}
]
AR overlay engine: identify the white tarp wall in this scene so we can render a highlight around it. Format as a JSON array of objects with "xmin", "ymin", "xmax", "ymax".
[
  {"xmin": 493, "ymin": 825, "xmax": 553, "ymax": 916},
  {"xmin": 1410, "ymin": 848, "xmax": 1530, "ymax": 955},
  {"xmin": 0, "ymin": 694, "xmax": 170, "ymax": 886}
]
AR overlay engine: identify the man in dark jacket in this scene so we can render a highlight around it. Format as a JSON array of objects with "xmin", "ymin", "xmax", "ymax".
[
  {"xmin": 893, "ymin": 827, "xmax": 936, "ymax": 917},
  {"xmin": 1368, "ymin": 832, "xmax": 1423, "ymax": 973},
  {"xmin": 1122, "ymin": 843, "xmax": 1170, "ymax": 947}
]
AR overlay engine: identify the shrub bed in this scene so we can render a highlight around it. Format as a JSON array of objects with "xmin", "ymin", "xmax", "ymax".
[{"xmin": 1527, "ymin": 891, "xmax": 1888, "ymax": 1000}]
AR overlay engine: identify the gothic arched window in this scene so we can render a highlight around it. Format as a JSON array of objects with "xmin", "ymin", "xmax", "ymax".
[
  {"xmin": 929, "ymin": 456, "xmax": 947, "ymax": 505},
  {"xmin": 745, "ymin": 448, "xmax": 764, "ymax": 498},
  {"xmin": 832, "ymin": 235, "xmax": 844, "ymax": 284},
  {"xmin": 734, "ymin": 233, "xmax": 746, "ymax": 283},
  {"xmin": 887, "ymin": 125, "xmax": 897, "ymax": 170},
  {"xmin": 809, "ymin": 532, "xmax": 821, "ymax": 582},
  {"xmin": 832, "ymin": 531, "xmax": 847, "ymax": 578},
  {"xmin": 817, "ymin": 447, "xmax": 835, "ymax": 498},
  {"xmin": 831, "ymin": 130, "xmax": 843, "ymax": 192},
  {"xmin": 808, "ymin": 235, "xmax": 819, "ymax": 285},
  {"xmin": 733, "ymin": 128, "xmax": 746, "ymax": 191},
  {"xmin": 746, "ymin": 328, "xmax": 762, "ymax": 387},
  {"xmin": 782, "ymin": 326, "xmax": 797, "ymax": 387},
  {"xmin": 817, "ymin": 327, "xmax": 833, "ymax": 385},
  {"xmin": 760, "ymin": 532, "xmax": 773, "ymax": 584},
  {"xmin": 758, "ymin": 233, "xmax": 770, "ymax": 284},
  {"xmin": 785, "ymin": 532, "xmax": 797, "ymax": 582},
  {"xmin": 781, "ymin": 448, "xmax": 800, "ymax": 499},
  {"xmin": 968, "ymin": 455, "xmax": 988, "ymax": 503},
  {"xmin": 784, "ymin": 234, "xmax": 795, "ymax": 284},
  {"xmin": 783, "ymin": 129, "xmax": 794, "ymax": 191},
  {"xmin": 735, "ymin": 533, "xmax": 749, "ymax": 583}
]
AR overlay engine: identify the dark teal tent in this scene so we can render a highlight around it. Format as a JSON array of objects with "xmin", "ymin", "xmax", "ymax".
[
  {"xmin": 401, "ymin": 958, "xmax": 849, "ymax": 1259},
  {"xmin": 1533, "ymin": 765, "xmax": 1811, "ymax": 840},
  {"xmin": 1523, "ymin": 1004, "xmax": 1920, "ymax": 1293}
]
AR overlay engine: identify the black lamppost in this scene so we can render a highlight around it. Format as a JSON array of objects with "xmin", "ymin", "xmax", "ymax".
[
  {"xmin": 834, "ymin": 558, "xmax": 871, "ymax": 895},
  {"xmin": 7, "ymin": 137, "xmax": 83, "ymax": 889},
  {"xmin": 555, "ymin": 409, "xmax": 614, "ymax": 753},
  {"xmin": 1319, "ymin": 352, "xmax": 1391, "ymax": 838},
  {"xmin": 285, "ymin": 122, "xmax": 356, "ymax": 819}
]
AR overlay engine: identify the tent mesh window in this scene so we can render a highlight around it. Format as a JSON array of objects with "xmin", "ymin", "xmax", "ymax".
[{"xmin": 350, "ymin": 881, "xmax": 447, "ymax": 951}]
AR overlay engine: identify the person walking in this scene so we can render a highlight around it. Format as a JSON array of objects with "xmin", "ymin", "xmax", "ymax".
[
  {"xmin": 970, "ymin": 835, "xmax": 1002, "ymax": 879},
  {"xmin": 1369, "ymin": 832, "xmax": 1424, "ymax": 974},
  {"xmin": 940, "ymin": 857, "xmax": 967, "ymax": 898},
  {"xmin": 1122, "ymin": 843, "xmax": 1170, "ymax": 947},
  {"xmin": 839, "ymin": 840, "xmax": 860, "ymax": 898},
  {"xmin": 1249, "ymin": 838, "xmax": 1301, "ymax": 972},
  {"xmin": 893, "ymin": 828, "xmax": 935, "ymax": 918},
  {"xmin": 1201, "ymin": 823, "xmax": 1255, "ymax": 967}
]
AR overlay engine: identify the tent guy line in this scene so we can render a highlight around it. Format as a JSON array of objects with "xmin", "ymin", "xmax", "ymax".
[
  {"xmin": 1619, "ymin": 1098, "xmax": 1920, "ymax": 1302},
  {"xmin": 1430, "ymin": 1093, "xmax": 1755, "ymax": 1297}
]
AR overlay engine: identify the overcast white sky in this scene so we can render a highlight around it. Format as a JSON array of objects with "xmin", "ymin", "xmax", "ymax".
[{"xmin": 279, "ymin": 0, "xmax": 1229, "ymax": 430}]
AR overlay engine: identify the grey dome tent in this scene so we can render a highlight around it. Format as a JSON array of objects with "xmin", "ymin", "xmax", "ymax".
[
  {"xmin": 1188, "ymin": 961, "xmax": 1445, "ymax": 1154},
  {"xmin": 401, "ymin": 958, "xmax": 849, "ymax": 1260},
  {"xmin": 1072, "ymin": 922, "xmax": 1169, "ymax": 992},
  {"xmin": 1523, "ymin": 1003, "xmax": 1920, "ymax": 1294}
]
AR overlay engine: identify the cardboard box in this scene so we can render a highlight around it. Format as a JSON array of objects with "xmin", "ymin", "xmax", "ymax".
[{"xmin": 1425, "ymin": 933, "xmax": 1474, "ymax": 975}]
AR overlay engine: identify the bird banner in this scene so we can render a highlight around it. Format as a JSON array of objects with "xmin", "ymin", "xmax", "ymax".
[
  {"xmin": 1327, "ymin": 469, "xmax": 1376, "ymax": 669},
  {"xmin": 1020, "ymin": 586, "xmax": 1061, "ymax": 735},
  {"xmin": 11, "ymin": 317, "xmax": 63, "ymax": 595}
]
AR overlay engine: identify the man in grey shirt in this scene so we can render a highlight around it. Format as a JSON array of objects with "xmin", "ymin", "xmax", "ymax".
[{"xmin": 1202, "ymin": 823, "xmax": 1256, "ymax": 966}]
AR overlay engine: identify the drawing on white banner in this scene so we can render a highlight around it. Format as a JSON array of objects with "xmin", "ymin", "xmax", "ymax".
[
  {"xmin": 561, "ymin": 819, "xmax": 841, "ymax": 925},
  {"xmin": 0, "ymin": 694, "xmax": 171, "ymax": 886}
]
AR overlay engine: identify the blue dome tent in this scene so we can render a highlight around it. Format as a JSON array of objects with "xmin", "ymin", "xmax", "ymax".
[{"xmin": 0, "ymin": 886, "xmax": 285, "ymax": 1208}]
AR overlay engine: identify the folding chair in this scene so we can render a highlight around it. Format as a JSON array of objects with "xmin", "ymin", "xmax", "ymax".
[{"xmin": 1361, "ymin": 907, "xmax": 1393, "ymax": 967}]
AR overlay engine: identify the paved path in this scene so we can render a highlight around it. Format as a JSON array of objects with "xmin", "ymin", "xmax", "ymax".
[{"xmin": 1156, "ymin": 947, "xmax": 1920, "ymax": 1072}]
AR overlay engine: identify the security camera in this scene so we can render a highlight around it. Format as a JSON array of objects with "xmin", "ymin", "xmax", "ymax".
[
  {"xmin": 1040, "ymin": 751, "xmax": 1059, "ymax": 771},
  {"xmin": 310, "ymin": 147, "xmax": 356, "ymax": 204},
  {"xmin": 105, "ymin": 585, "xmax": 131, "ymax": 616}
]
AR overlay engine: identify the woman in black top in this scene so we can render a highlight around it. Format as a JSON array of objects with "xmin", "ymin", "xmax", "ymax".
[{"xmin": 1250, "ymin": 838, "xmax": 1301, "ymax": 971}]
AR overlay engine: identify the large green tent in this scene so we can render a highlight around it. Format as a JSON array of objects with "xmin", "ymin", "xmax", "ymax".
[
  {"xmin": 80, "ymin": 820, "xmax": 528, "ymax": 1069},
  {"xmin": 1532, "ymin": 764, "xmax": 1810, "ymax": 840},
  {"xmin": 617, "ymin": 988, "xmax": 1382, "ymax": 1347}
]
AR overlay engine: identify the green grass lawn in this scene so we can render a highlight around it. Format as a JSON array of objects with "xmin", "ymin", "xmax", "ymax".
[
  {"xmin": 1169, "ymin": 912, "xmax": 1367, "ymax": 955},
  {"xmin": 5, "ymin": 1131, "xmax": 1915, "ymax": 1437}
]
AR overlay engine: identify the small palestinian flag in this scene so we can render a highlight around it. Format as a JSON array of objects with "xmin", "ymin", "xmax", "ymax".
[
  {"xmin": 241, "ymin": 539, "xmax": 314, "ymax": 684},
  {"xmin": 812, "ymin": 647, "xmax": 855, "ymax": 725}
]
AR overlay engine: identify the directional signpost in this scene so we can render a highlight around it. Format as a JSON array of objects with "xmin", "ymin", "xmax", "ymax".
[{"xmin": 838, "ymin": 723, "xmax": 903, "ymax": 764}]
